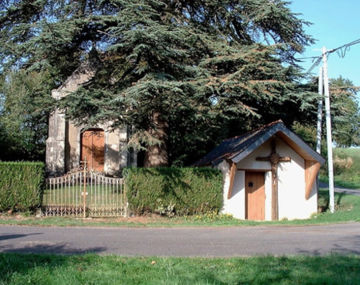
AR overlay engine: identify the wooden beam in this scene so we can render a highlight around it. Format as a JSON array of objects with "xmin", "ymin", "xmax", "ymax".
[
  {"xmin": 305, "ymin": 160, "xmax": 321, "ymax": 200},
  {"xmin": 271, "ymin": 168, "xmax": 278, "ymax": 221},
  {"xmin": 238, "ymin": 168, "xmax": 271, "ymax": 172},
  {"xmin": 227, "ymin": 162, "xmax": 237, "ymax": 199}
]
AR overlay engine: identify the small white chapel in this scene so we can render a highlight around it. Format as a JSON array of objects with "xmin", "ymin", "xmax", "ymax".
[{"xmin": 195, "ymin": 120, "xmax": 325, "ymax": 221}]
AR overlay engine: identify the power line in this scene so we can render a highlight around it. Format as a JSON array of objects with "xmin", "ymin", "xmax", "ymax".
[
  {"xmin": 328, "ymin": 38, "xmax": 360, "ymax": 57},
  {"xmin": 304, "ymin": 57, "xmax": 322, "ymax": 75},
  {"xmin": 297, "ymin": 37, "xmax": 360, "ymax": 61},
  {"xmin": 298, "ymin": 37, "xmax": 360, "ymax": 76},
  {"xmin": 297, "ymin": 55, "xmax": 320, "ymax": 60}
]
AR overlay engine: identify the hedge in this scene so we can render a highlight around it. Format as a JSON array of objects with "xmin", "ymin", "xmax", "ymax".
[
  {"xmin": 0, "ymin": 162, "xmax": 45, "ymax": 212},
  {"xmin": 124, "ymin": 167, "xmax": 223, "ymax": 216}
]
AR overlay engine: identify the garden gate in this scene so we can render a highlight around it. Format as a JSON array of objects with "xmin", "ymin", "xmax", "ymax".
[{"xmin": 43, "ymin": 165, "xmax": 127, "ymax": 217}]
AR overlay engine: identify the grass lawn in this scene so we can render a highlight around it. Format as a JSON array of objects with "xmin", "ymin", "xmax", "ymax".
[
  {"xmin": 320, "ymin": 148, "xmax": 360, "ymax": 189},
  {"xmin": 1, "ymin": 189, "xmax": 359, "ymax": 227},
  {"xmin": 0, "ymin": 253, "xmax": 359, "ymax": 284}
]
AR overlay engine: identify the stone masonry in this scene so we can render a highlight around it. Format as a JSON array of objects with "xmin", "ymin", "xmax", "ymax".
[{"xmin": 46, "ymin": 62, "xmax": 136, "ymax": 176}]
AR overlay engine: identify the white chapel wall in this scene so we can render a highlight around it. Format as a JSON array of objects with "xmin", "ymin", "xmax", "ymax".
[
  {"xmin": 264, "ymin": 171, "xmax": 272, "ymax": 221},
  {"xmin": 216, "ymin": 161, "xmax": 245, "ymax": 219},
  {"xmin": 219, "ymin": 137, "xmax": 318, "ymax": 220},
  {"xmin": 276, "ymin": 138, "xmax": 317, "ymax": 219}
]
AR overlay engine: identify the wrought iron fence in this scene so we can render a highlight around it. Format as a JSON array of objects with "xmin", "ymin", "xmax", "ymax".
[{"xmin": 43, "ymin": 168, "xmax": 127, "ymax": 217}]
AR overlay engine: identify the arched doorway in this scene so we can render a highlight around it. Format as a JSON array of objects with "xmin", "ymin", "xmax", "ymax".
[{"xmin": 81, "ymin": 128, "xmax": 105, "ymax": 172}]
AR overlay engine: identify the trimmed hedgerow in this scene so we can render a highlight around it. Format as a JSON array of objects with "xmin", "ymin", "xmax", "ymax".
[
  {"xmin": 124, "ymin": 167, "xmax": 223, "ymax": 216},
  {"xmin": 0, "ymin": 162, "xmax": 45, "ymax": 212}
]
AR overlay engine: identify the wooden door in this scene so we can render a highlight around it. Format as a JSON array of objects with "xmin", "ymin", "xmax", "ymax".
[
  {"xmin": 81, "ymin": 129, "xmax": 105, "ymax": 172},
  {"xmin": 245, "ymin": 172, "xmax": 265, "ymax": 220}
]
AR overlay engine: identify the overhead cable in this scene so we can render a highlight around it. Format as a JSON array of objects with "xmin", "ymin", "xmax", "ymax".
[{"xmin": 297, "ymin": 38, "xmax": 360, "ymax": 76}]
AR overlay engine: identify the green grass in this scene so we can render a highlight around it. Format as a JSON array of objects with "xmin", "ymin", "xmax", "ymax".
[
  {"xmin": 1, "ymin": 189, "xmax": 360, "ymax": 227},
  {"xmin": 0, "ymin": 253, "xmax": 359, "ymax": 284},
  {"xmin": 321, "ymin": 147, "xmax": 360, "ymax": 189}
]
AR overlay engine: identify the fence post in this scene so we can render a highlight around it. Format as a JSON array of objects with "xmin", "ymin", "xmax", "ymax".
[
  {"xmin": 83, "ymin": 159, "xmax": 87, "ymax": 218},
  {"xmin": 124, "ymin": 180, "xmax": 128, "ymax": 217}
]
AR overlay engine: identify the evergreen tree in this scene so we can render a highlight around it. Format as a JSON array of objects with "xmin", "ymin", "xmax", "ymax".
[
  {"xmin": 330, "ymin": 77, "xmax": 360, "ymax": 147},
  {"xmin": 0, "ymin": 0, "xmax": 315, "ymax": 165},
  {"xmin": 292, "ymin": 76, "xmax": 360, "ymax": 150},
  {"xmin": 0, "ymin": 70, "xmax": 53, "ymax": 160}
]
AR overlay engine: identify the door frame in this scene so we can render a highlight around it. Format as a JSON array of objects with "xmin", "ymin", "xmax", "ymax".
[{"xmin": 80, "ymin": 128, "xmax": 105, "ymax": 171}]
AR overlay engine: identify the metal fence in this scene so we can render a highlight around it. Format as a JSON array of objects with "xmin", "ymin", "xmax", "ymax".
[{"xmin": 43, "ymin": 169, "xmax": 127, "ymax": 217}]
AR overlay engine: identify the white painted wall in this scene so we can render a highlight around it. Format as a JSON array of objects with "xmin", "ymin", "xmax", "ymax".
[
  {"xmin": 264, "ymin": 171, "xmax": 272, "ymax": 221},
  {"xmin": 217, "ymin": 137, "xmax": 318, "ymax": 220},
  {"xmin": 276, "ymin": 139, "xmax": 317, "ymax": 220},
  {"xmin": 217, "ymin": 161, "xmax": 245, "ymax": 219}
]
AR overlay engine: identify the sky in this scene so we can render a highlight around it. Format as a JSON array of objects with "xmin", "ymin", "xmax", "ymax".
[{"xmin": 289, "ymin": 0, "xmax": 360, "ymax": 87}]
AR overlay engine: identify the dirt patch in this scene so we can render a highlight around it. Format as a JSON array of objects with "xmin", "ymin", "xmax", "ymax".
[
  {"xmin": 88, "ymin": 215, "xmax": 171, "ymax": 224},
  {"xmin": 0, "ymin": 214, "xmax": 31, "ymax": 221}
]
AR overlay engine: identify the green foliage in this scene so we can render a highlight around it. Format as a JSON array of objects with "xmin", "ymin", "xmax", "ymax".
[
  {"xmin": 330, "ymin": 77, "xmax": 360, "ymax": 147},
  {"xmin": 0, "ymin": 162, "xmax": 45, "ymax": 212},
  {"xmin": 189, "ymin": 211, "xmax": 235, "ymax": 223},
  {"xmin": 292, "ymin": 76, "xmax": 359, "ymax": 153},
  {"xmin": 292, "ymin": 121, "xmax": 318, "ymax": 149},
  {"xmin": 321, "ymin": 148, "xmax": 360, "ymax": 189},
  {"xmin": 0, "ymin": 70, "xmax": 53, "ymax": 161},
  {"xmin": 292, "ymin": 121, "xmax": 328, "ymax": 158},
  {"xmin": 124, "ymin": 167, "xmax": 223, "ymax": 215},
  {"xmin": 0, "ymin": 0, "xmax": 315, "ymax": 166}
]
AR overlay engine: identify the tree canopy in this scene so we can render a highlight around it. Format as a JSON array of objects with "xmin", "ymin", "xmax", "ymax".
[
  {"xmin": 0, "ymin": 0, "xmax": 319, "ymax": 165},
  {"xmin": 329, "ymin": 77, "xmax": 360, "ymax": 147},
  {"xmin": 292, "ymin": 76, "xmax": 360, "ymax": 152},
  {"xmin": 0, "ymin": 70, "xmax": 52, "ymax": 160}
]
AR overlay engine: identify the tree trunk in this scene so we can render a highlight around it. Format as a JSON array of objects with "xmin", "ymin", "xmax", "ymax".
[{"xmin": 144, "ymin": 112, "xmax": 169, "ymax": 167}]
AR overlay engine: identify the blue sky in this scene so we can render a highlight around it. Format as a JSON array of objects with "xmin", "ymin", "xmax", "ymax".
[{"xmin": 290, "ymin": 0, "xmax": 360, "ymax": 87}]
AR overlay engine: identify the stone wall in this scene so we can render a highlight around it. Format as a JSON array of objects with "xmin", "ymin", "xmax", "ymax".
[{"xmin": 46, "ymin": 61, "xmax": 136, "ymax": 176}]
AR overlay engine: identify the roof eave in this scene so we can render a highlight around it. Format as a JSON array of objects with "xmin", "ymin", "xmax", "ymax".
[{"xmin": 230, "ymin": 123, "xmax": 325, "ymax": 165}]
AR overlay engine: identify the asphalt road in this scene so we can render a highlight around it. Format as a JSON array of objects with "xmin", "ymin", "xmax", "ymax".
[
  {"xmin": 319, "ymin": 182, "xmax": 360, "ymax": 196},
  {"xmin": 1, "ymin": 223, "xmax": 359, "ymax": 257}
]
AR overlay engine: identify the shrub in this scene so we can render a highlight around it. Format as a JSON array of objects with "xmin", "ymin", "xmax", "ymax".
[
  {"xmin": 124, "ymin": 167, "xmax": 223, "ymax": 216},
  {"xmin": 333, "ymin": 155, "xmax": 353, "ymax": 175},
  {"xmin": 0, "ymin": 162, "xmax": 45, "ymax": 212}
]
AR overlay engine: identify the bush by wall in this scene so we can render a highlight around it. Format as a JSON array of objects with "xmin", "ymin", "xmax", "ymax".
[
  {"xmin": 0, "ymin": 162, "xmax": 45, "ymax": 212},
  {"xmin": 124, "ymin": 167, "xmax": 223, "ymax": 216}
]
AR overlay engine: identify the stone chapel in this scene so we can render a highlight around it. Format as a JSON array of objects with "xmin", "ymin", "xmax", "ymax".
[{"xmin": 46, "ymin": 63, "xmax": 137, "ymax": 177}]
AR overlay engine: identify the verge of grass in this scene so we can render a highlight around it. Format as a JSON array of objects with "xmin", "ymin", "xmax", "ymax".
[
  {"xmin": 0, "ymin": 253, "xmax": 359, "ymax": 285},
  {"xmin": 0, "ymin": 189, "xmax": 359, "ymax": 227},
  {"xmin": 321, "ymin": 176, "xmax": 360, "ymax": 190},
  {"xmin": 321, "ymin": 147, "xmax": 360, "ymax": 189}
]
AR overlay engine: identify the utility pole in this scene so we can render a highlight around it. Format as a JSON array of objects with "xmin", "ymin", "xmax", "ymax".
[
  {"xmin": 316, "ymin": 66, "xmax": 323, "ymax": 192},
  {"xmin": 322, "ymin": 47, "xmax": 335, "ymax": 213},
  {"xmin": 316, "ymin": 66, "xmax": 323, "ymax": 154}
]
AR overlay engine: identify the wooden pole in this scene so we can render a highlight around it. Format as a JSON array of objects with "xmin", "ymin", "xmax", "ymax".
[
  {"xmin": 271, "ymin": 167, "xmax": 278, "ymax": 221},
  {"xmin": 322, "ymin": 47, "xmax": 335, "ymax": 213},
  {"xmin": 227, "ymin": 162, "xmax": 237, "ymax": 199},
  {"xmin": 256, "ymin": 141, "xmax": 290, "ymax": 220}
]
